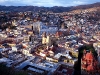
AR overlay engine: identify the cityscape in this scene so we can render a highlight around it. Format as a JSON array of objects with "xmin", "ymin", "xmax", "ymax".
[{"xmin": 0, "ymin": 1, "xmax": 100, "ymax": 75}]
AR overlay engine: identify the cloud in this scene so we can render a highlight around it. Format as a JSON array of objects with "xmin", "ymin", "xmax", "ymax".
[
  {"xmin": 0, "ymin": 0, "xmax": 20, "ymax": 3},
  {"xmin": 73, "ymin": 1, "xmax": 86, "ymax": 5},
  {"xmin": 0, "ymin": 0, "xmax": 25, "ymax": 6},
  {"xmin": 0, "ymin": 0, "xmax": 5, "ymax": 3},
  {"xmin": 21, "ymin": 0, "xmax": 62, "ymax": 7}
]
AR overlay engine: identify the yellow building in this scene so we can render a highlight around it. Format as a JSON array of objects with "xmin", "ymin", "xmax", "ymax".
[
  {"xmin": 42, "ymin": 32, "xmax": 52, "ymax": 47},
  {"xmin": 42, "ymin": 37, "xmax": 47, "ymax": 44}
]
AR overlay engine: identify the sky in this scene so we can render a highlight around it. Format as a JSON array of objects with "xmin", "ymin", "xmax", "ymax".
[{"xmin": 0, "ymin": 0, "xmax": 100, "ymax": 7}]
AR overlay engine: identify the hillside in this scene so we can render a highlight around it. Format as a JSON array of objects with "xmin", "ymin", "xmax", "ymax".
[{"xmin": 0, "ymin": 2, "xmax": 100, "ymax": 13}]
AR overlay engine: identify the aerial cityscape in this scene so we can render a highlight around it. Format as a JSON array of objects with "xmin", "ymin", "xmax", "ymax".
[{"xmin": 0, "ymin": 0, "xmax": 100, "ymax": 75}]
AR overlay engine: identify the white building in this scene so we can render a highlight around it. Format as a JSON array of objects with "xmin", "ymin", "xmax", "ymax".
[
  {"xmin": 32, "ymin": 21, "xmax": 58, "ymax": 35},
  {"xmin": 22, "ymin": 49, "xmax": 32, "ymax": 56},
  {"xmin": 32, "ymin": 21, "xmax": 43, "ymax": 33},
  {"xmin": 40, "ymin": 27, "xmax": 58, "ymax": 36}
]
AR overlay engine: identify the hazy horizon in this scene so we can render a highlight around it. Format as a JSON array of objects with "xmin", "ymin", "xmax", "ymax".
[{"xmin": 0, "ymin": 0, "xmax": 100, "ymax": 7}]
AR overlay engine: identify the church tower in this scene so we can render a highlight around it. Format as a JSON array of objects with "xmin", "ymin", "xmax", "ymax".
[{"xmin": 46, "ymin": 34, "xmax": 52, "ymax": 47}]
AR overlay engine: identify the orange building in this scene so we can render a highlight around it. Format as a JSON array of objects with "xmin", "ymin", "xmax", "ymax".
[{"xmin": 81, "ymin": 50, "xmax": 100, "ymax": 74}]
